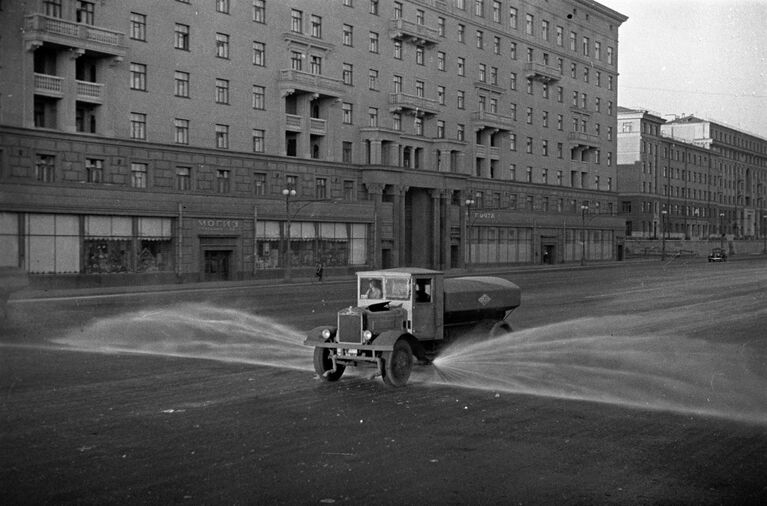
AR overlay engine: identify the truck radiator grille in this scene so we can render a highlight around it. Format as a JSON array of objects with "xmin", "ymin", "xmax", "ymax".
[{"xmin": 337, "ymin": 312, "xmax": 362, "ymax": 344}]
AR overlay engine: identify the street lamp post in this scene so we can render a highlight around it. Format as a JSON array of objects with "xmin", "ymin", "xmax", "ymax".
[
  {"xmin": 282, "ymin": 186, "xmax": 297, "ymax": 280},
  {"xmin": 661, "ymin": 210, "xmax": 668, "ymax": 261},
  {"xmin": 465, "ymin": 196, "xmax": 475, "ymax": 271},
  {"xmin": 580, "ymin": 203, "xmax": 588, "ymax": 266},
  {"xmin": 719, "ymin": 212, "xmax": 725, "ymax": 251},
  {"xmin": 763, "ymin": 214, "xmax": 767, "ymax": 254}
]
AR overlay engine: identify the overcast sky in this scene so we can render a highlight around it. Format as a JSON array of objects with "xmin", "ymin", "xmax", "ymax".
[{"xmin": 599, "ymin": 0, "xmax": 767, "ymax": 138}]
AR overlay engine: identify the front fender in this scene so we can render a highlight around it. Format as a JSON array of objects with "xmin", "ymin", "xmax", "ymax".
[
  {"xmin": 371, "ymin": 331, "xmax": 426, "ymax": 361},
  {"xmin": 304, "ymin": 326, "xmax": 336, "ymax": 346}
]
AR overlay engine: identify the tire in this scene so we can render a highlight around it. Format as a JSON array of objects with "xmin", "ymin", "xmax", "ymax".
[
  {"xmin": 489, "ymin": 321, "xmax": 512, "ymax": 337},
  {"xmin": 382, "ymin": 339, "xmax": 413, "ymax": 387},
  {"xmin": 313, "ymin": 347, "xmax": 345, "ymax": 382}
]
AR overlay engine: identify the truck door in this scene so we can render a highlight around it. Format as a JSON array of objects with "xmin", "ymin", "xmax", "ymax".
[{"xmin": 411, "ymin": 277, "xmax": 436, "ymax": 339}]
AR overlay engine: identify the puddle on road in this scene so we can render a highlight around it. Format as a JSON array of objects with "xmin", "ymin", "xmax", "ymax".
[{"xmin": 54, "ymin": 300, "xmax": 767, "ymax": 424}]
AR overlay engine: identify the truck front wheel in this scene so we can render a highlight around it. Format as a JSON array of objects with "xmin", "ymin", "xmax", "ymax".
[
  {"xmin": 313, "ymin": 347, "xmax": 345, "ymax": 381},
  {"xmin": 382, "ymin": 339, "xmax": 413, "ymax": 387}
]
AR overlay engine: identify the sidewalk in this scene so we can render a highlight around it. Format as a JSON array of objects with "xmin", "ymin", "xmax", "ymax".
[{"xmin": 8, "ymin": 258, "xmax": 665, "ymax": 302}]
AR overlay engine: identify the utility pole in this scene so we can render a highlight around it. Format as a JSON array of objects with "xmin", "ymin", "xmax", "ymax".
[
  {"xmin": 465, "ymin": 195, "xmax": 475, "ymax": 271},
  {"xmin": 282, "ymin": 186, "xmax": 297, "ymax": 281},
  {"xmin": 580, "ymin": 203, "xmax": 589, "ymax": 266}
]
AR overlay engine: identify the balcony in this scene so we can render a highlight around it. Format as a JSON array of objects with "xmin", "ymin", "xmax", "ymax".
[
  {"xmin": 470, "ymin": 110, "xmax": 514, "ymax": 132},
  {"xmin": 285, "ymin": 114, "xmax": 304, "ymax": 132},
  {"xmin": 309, "ymin": 117, "xmax": 327, "ymax": 136},
  {"xmin": 278, "ymin": 69, "xmax": 344, "ymax": 98},
  {"xmin": 24, "ymin": 14, "xmax": 126, "ymax": 57},
  {"xmin": 76, "ymin": 80, "xmax": 103, "ymax": 104},
  {"xmin": 475, "ymin": 145, "xmax": 501, "ymax": 159},
  {"xmin": 388, "ymin": 93, "xmax": 439, "ymax": 116},
  {"xmin": 568, "ymin": 131, "xmax": 601, "ymax": 149},
  {"xmin": 34, "ymin": 73, "xmax": 63, "ymax": 98},
  {"xmin": 524, "ymin": 62, "xmax": 561, "ymax": 83},
  {"xmin": 388, "ymin": 18, "xmax": 440, "ymax": 46}
]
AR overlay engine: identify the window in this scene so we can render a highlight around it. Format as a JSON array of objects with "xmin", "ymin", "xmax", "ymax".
[
  {"xmin": 44, "ymin": 0, "xmax": 62, "ymax": 17},
  {"xmin": 393, "ymin": 74, "xmax": 402, "ymax": 93},
  {"xmin": 582, "ymin": 36, "xmax": 590, "ymax": 56},
  {"xmin": 253, "ymin": 172, "xmax": 266, "ymax": 195},
  {"xmin": 393, "ymin": 40, "xmax": 402, "ymax": 59},
  {"xmin": 315, "ymin": 178, "xmax": 327, "ymax": 199},
  {"xmin": 541, "ymin": 20, "xmax": 549, "ymax": 41},
  {"xmin": 76, "ymin": 1, "xmax": 94, "ymax": 25},
  {"xmin": 253, "ymin": 0, "xmax": 265, "ymax": 23},
  {"xmin": 130, "ymin": 13, "xmax": 146, "ymax": 41},
  {"xmin": 526, "ymin": 107, "xmax": 533, "ymax": 124},
  {"xmin": 438, "ymin": 16, "xmax": 446, "ymax": 37},
  {"xmin": 416, "ymin": 80, "xmax": 425, "ymax": 97},
  {"xmin": 492, "ymin": 1, "xmax": 501, "ymax": 22},
  {"xmin": 526, "ymin": 137, "xmax": 533, "ymax": 154},
  {"xmin": 475, "ymin": 0, "xmax": 484, "ymax": 17},
  {"xmin": 510, "ymin": 72, "xmax": 517, "ymax": 90},
  {"xmin": 607, "ymin": 46, "xmax": 614, "ymax": 65},
  {"xmin": 217, "ymin": 169, "xmax": 230, "ymax": 193},
  {"xmin": 291, "ymin": 9, "xmax": 303, "ymax": 33},
  {"xmin": 394, "ymin": 2, "xmax": 403, "ymax": 18},
  {"xmin": 35, "ymin": 154, "xmax": 55, "ymax": 182},
  {"xmin": 215, "ymin": 79, "xmax": 229, "ymax": 104},
  {"xmin": 478, "ymin": 64, "xmax": 486, "ymax": 82},
  {"xmin": 290, "ymin": 51, "xmax": 303, "ymax": 71},
  {"xmin": 310, "ymin": 55, "xmax": 322, "ymax": 74},
  {"xmin": 86, "ymin": 158, "xmax": 103, "ymax": 183},
  {"xmin": 174, "ymin": 71, "xmax": 189, "ymax": 98},
  {"xmin": 509, "ymin": 164, "xmax": 516, "ymax": 181},
  {"xmin": 476, "ymin": 30, "xmax": 484, "ymax": 49},
  {"xmin": 215, "ymin": 124, "xmax": 229, "ymax": 149},
  {"xmin": 130, "ymin": 112, "xmax": 146, "ymax": 140},
  {"xmin": 310, "ymin": 15, "xmax": 322, "ymax": 38},
  {"xmin": 252, "ymin": 41, "xmax": 265, "ymax": 66},
  {"xmin": 130, "ymin": 63, "xmax": 147, "ymax": 91},
  {"xmin": 457, "ymin": 24, "xmax": 465, "ymax": 43},
  {"xmin": 369, "ymin": 31, "xmax": 379, "ymax": 53},
  {"xmin": 369, "ymin": 0, "xmax": 379, "ymax": 15},
  {"xmin": 252, "ymin": 85, "xmax": 265, "ymax": 109},
  {"xmin": 594, "ymin": 41, "xmax": 601, "ymax": 60},
  {"xmin": 343, "ymin": 24, "xmax": 353, "ymax": 46},
  {"xmin": 252, "ymin": 129, "xmax": 265, "ymax": 152},
  {"xmin": 342, "ymin": 142, "xmax": 353, "ymax": 163},
  {"xmin": 216, "ymin": 33, "xmax": 230, "ymax": 58},
  {"xmin": 417, "ymin": 9, "xmax": 425, "ymax": 25},
  {"xmin": 342, "ymin": 63, "xmax": 353, "ymax": 85},
  {"xmin": 177, "ymin": 166, "xmax": 191, "ymax": 191},
  {"xmin": 457, "ymin": 124, "xmax": 465, "ymax": 142},
  {"xmin": 509, "ymin": 7, "xmax": 517, "ymax": 29},
  {"xmin": 493, "ymin": 36, "xmax": 501, "ymax": 55},
  {"xmin": 131, "ymin": 162, "xmax": 147, "ymax": 188},
  {"xmin": 457, "ymin": 90, "xmax": 465, "ymax": 109},
  {"xmin": 437, "ymin": 51, "xmax": 446, "ymax": 71},
  {"xmin": 174, "ymin": 118, "xmax": 189, "ymax": 144},
  {"xmin": 369, "ymin": 69, "xmax": 379, "ymax": 90},
  {"xmin": 457, "ymin": 57, "xmax": 465, "ymax": 76},
  {"xmin": 510, "ymin": 102, "xmax": 517, "ymax": 120},
  {"xmin": 509, "ymin": 133, "xmax": 516, "ymax": 151},
  {"xmin": 342, "ymin": 102, "xmax": 353, "ymax": 124},
  {"xmin": 525, "ymin": 14, "xmax": 534, "ymax": 35},
  {"xmin": 556, "ymin": 26, "xmax": 563, "ymax": 46},
  {"xmin": 437, "ymin": 120, "xmax": 445, "ymax": 139},
  {"xmin": 570, "ymin": 31, "xmax": 576, "ymax": 51},
  {"xmin": 416, "ymin": 46, "xmax": 425, "ymax": 65},
  {"xmin": 175, "ymin": 24, "xmax": 190, "ymax": 50},
  {"xmin": 343, "ymin": 180, "xmax": 355, "ymax": 200},
  {"xmin": 216, "ymin": 0, "xmax": 229, "ymax": 14},
  {"xmin": 368, "ymin": 107, "xmax": 378, "ymax": 127}
]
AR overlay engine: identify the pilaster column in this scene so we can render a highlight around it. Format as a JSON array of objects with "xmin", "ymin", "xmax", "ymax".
[{"xmin": 365, "ymin": 183, "xmax": 385, "ymax": 269}]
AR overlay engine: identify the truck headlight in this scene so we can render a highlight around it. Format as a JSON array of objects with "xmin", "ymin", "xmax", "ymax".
[
  {"xmin": 362, "ymin": 330, "xmax": 373, "ymax": 343},
  {"xmin": 321, "ymin": 328, "xmax": 332, "ymax": 339}
]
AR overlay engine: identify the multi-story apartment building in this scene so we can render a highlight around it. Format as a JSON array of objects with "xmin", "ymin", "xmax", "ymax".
[
  {"xmin": 0, "ymin": 0, "xmax": 627, "ymax": 286},
  {"xmin": 617, "ymin": 108, "xmax": 767, "ymax": 241}
]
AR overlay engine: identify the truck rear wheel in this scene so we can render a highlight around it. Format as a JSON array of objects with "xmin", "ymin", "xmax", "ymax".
[
  {"xmin": 313, "ymin": 347, "xmax": 345, "ymax": 382},
  {"xmin": 382, "ymin": 339, "xmax": 413, "ymax": 387}
]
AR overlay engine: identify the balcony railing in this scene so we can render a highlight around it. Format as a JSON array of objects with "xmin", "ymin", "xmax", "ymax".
[
  {"xmin": 524, "ymin": 62, "xmax": 561, "ymax": 83},
  {"xmin": 279, "ymin": 69, "xmax": 345, "ymax": 98},
  {"xmin": 34, "ymin": 73, "xmax": 63, "ymax": 97},
  {"xmin": 388, "ymin": 93, "xmax": 439, "ymax": 116},
  {"xmin": 24, "ymin": 14, "xmax": 126, "ymax": 56},
  {"xmin": 568, "ymin": 131, "xmax": 601, "ymax": 148},
  {"xmin": 76, "ymin": 80, "xmax": 104, "ymax": 103},
  {"xmin": 309, "ymin": 118, "xmax": 327, "ymax": 135},
  {"xmin": 471, "ymin": 110, "xmax": 514, "ymax": 131},
  {"xmin": 285, "ymin": 114, "xmax": 304, "ymax": 131},
  {"xmin": 475, "ymin": 145, "xmax": 501, "ymax": 158},
  {"xmin": 388, "ymin": 18, "xmax": 440, "ymax": 46}
]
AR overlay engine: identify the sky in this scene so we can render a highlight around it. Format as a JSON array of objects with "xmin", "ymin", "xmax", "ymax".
[{"xmin": 598, "ymin": 0, "xmax": 767, "ymax": 138}]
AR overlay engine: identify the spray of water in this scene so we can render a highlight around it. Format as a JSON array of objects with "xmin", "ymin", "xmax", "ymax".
[
  {"xmin": 54, "ymin": 303, "xmax": 313, "ymax": 371},
  {"xmin": 431, "ymin": 311, "xmax": 767, "ymax": 424}
]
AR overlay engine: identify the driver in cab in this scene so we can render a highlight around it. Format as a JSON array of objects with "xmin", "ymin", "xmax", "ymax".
[{"xmin": 362, "ymin": 279, "xmax": 382, "ymax": 299}]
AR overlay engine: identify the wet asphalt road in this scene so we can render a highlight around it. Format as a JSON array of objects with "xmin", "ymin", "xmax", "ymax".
[{"xmin": 2, "ymin": 258, "xmax": 767, "ymax": 504}]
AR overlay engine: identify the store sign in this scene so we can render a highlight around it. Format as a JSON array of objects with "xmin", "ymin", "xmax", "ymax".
[{"xmin": 197, "ymin": 218, "xmax": 241, "ymax": 233}]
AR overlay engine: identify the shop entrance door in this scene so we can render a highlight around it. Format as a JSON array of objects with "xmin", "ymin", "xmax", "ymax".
[
  {"xmin": 542, "ymin": 244, "xmax": 555, "ymax": 264},
  {"xmin": 204, "ymin": 250, "xmax": 231, "ymax": 281}
]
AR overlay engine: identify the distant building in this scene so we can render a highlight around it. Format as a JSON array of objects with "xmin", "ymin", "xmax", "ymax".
[
  {"xmin": 1, "ymin": 0, "xmax": 627, "ymax": 286},
  {"xmin": 617, "ymin": 108, "xmax": 767, "ymax": 240}
]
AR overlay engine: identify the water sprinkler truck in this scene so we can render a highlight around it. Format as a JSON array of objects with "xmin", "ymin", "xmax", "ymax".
[{"xmin": 304, "ymin": 268, "xmax": 521, "ymax": 387}]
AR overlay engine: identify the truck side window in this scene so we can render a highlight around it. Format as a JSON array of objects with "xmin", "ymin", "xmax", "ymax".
[{"xmin": 415, "ymin": 278, "xmax": 431, "ymax": 303}]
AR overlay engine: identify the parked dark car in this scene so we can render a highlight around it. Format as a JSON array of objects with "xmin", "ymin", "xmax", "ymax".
[{"xmin": 708, "ymin": 248, "xmax": 727, "ymax": 262}]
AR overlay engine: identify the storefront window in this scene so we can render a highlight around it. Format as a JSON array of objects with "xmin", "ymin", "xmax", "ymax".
[{"xmin": 84, "ymin": 239, "xmax": 132, "ymax": 273}]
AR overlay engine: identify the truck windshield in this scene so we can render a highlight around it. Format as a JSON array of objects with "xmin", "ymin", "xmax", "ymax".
[
  {"xmin": 360, "ymin": 277, "xmax": 383, "ymax": 299},
  {"xmin": 384, "ymin": 277, "xmax": 410, "ymax": 300}
]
